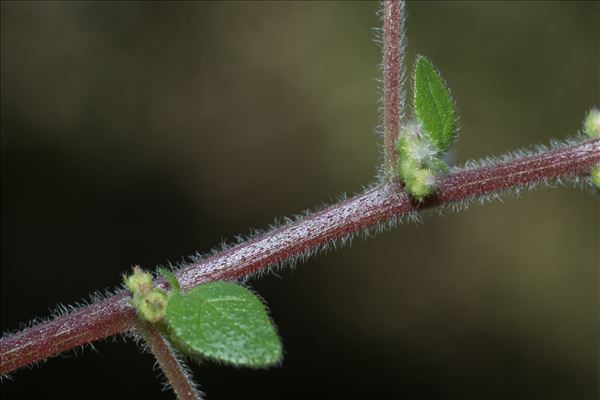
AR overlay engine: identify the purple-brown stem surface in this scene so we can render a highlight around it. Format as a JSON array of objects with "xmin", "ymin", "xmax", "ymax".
[
  {"xmin": 382, "ymin": 0, "xmax": 406, "ymax": 177},
  {"xmin": 1, "ymin": 138, "xmax": 598, "ymax": 376},
  {"xmin": 136, "ymin": 321, "xmax": 201, "ymax": 400}
]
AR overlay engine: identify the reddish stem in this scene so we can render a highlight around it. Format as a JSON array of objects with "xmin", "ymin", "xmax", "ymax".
[
  {"xmin": 136, "ymin": 321, "xmax": 202, "ymax": 400},
  {"xmin": 1, "ymin": 138, "xmax": 599, "ymax": 376},
  {"xmin": 383, "ymin": 0, "xmax": 406, "ymax": 177}
]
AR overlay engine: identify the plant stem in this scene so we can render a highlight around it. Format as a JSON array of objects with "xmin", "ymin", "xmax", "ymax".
[
  {"xmin": 1, "ymin": 138, "xmax": 599, "ymax": 376},
  {"xmin": 382, "ymin": 0, "xmax": 406, "ymax": 178},
  {"xmin": 136, "ymin": 321, "xmax": 202, "ymax": 400}
]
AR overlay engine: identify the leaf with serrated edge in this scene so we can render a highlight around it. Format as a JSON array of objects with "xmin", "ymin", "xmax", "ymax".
[
  {"xmin": 414, "ymin": 55, "xmax": 457, "ymax": 152},
  {"xmin": 165, "ymin": 281, "xmax": 282, "ymax": 368}
]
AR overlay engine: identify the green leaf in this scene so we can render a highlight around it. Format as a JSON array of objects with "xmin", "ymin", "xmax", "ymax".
[
  {"xmin": 165, "ymin": 281, "xmax": 282, "ymax": 368},
  {"xmin": 414, "ymin": 55, "xmax": 457, "ymax": 152},
  {"xmin": 158, "ymin": 267, "xmax": 180, "ymax": 292}
]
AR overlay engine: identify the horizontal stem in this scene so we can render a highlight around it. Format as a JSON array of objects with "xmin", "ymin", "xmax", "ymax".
[{"xmin": 1, "ymin": 138, "xmax": 598, "ymax": 376}]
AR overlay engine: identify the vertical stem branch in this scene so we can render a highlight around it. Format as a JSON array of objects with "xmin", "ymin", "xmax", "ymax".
[
  {"xmin": 382, "ymin": 0, "xmax": 406, "ymax": 179},
  {"xmin": 136, "ymin": 321, "xmax": 202, "ymax": 400}
]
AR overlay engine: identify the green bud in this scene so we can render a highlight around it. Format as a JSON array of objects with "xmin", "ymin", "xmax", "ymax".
[
  {"xmin": 584, "ymin": 109, "xmax": 600, "ymax": 138},
  {"xmin": 426, "ymin": 157, "xmax": 449, "ymax": 174},
  {"xmin": 135, "ymin": 290, "xmax": 169, "ymax": 323},
  {"xmin": 396, "ymin": 119, "xmax": 445, "ymax": 201},
  {"xmin": 405, "ymin": 168, "xmax": 436, "ymax": 200},
  {"xmin": 397, "ymin": 155, "xmax": 418, "ymax": 181},
  {"xmin": 397, "ymin": 130, "xmax": 437, "ymax": 165},
  {"xmin": 396, "ymin": 135, "xmax": 411, "ymax": 164},
  {"xmin": 124, "ymin": 266, "xmax": 169, "ymax": 323},
  {"xmin": 125, "ymin": 266, "xmax": 153, "ymax": 295},
  {"xmin": 591, "ymin": 164, "xmax": 600, "ymax": 190},
  {"xmin": 400, "ymin": 121, "xmax": 422, "ymax": 138},
  {"xmin": 408, "ymin": 138, "xmax": 436, "ymax": 164}
]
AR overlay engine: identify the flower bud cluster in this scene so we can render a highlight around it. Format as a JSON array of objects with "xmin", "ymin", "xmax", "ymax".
[
  {"xmin": 396, "ymin": 121, "xmax": 448, "ymax": 200},
  {"xmin": 124, "ymin": 266, "xmax": 168, "ymax": 323}
]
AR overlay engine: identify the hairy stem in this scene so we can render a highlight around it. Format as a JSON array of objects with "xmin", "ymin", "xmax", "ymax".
[
  {"xmin": 382, "ymin": 0, "xmax": 406, "ymax": 178},
  {"xmin": 136, "ymin": 321, "xmax": 202, "ymax": 400},
  {"xmin": 1, "ymin": 138, "xmax": 599, "ymax": 376}
]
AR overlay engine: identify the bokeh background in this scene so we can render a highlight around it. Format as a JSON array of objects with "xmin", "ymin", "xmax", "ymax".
[{"xmin": 1, "ymin": 1, "xmax": 598, "ymax": 399}]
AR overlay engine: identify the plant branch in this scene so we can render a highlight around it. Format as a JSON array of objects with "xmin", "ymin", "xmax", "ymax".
[
  {"xmin": 382, "ymin": 0, "xmax": 406, "ymax": 178},
  {"xmin": 136, "ymin": 321, "xmax": 202, "ymax": 400},
  {"xmin": 1, "ymin": 138, "xmax": 599, "ymax": 376}
]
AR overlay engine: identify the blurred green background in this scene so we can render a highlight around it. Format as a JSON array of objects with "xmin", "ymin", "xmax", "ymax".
[{"xmin": 1, "ymin": 1, "xmax": 598, "ymax": 399}]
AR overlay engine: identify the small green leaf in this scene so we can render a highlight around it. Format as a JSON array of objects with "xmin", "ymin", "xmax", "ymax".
[
  {"xmin": 158, "ymin": 267, "xmax": 180, "ymax": 292},
  {"xmin": 414, "ymin": 55, "xmax": 457, "ymax": 152},
  {"xmin": 165, "ymin": 281, "xmax": 282, "ymax": 368}
]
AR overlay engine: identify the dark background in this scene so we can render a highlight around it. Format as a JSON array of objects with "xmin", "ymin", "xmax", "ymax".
[{"xmin": 1, "ymin": 1, "xmax": 598, "ymax": 399}]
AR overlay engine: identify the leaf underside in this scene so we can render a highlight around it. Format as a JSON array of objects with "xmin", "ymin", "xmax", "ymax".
[
  {"xmin": 165, "ymin": 281, "xmax": 282, "ymax": 368},
  {"xmin": 414, "ymin": 55, "xmax": 456, "ymax": 152}
]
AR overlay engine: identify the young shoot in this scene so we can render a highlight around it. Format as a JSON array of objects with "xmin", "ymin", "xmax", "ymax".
[{"xmin": 396, "ymin": 56, "xmax": 457, "ymax": 200}]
